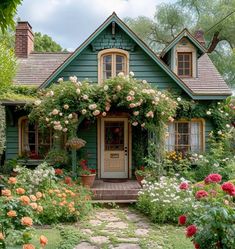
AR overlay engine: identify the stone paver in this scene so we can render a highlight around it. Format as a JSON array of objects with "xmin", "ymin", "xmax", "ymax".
[
  {"xmin": 135, "ymin": 228, "xmax": 149, "ymax": 237},
  {"xmin": 90, "ymin": 236, "xmax": 110, "ymax": 245},
  {"xmin": 111, "ymin": 243, "xmax": 141, "ymax": 249},
  {"xmin": 89, "ymin": 219, "xmax": 102, "ymax": 226},
  {"xmin": 74, "ymin": 242, "xmax": 98, "ymax": 249},
  {"xmin": 106, "ymin": 221, "xmax": 128, "ymax": 229}
]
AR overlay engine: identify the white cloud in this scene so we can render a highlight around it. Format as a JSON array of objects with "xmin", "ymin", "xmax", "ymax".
[{"xmin": 17, "ymin": 0, "xmax": 174, "ymax": 50}]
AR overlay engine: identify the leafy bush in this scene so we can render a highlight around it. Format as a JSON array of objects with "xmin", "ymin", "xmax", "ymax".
[
  {"xmin": 178, "ymin": 174, "xmax": 235, "ymax": 249},
  {"xmin": 137, "ymin": 176, "xmax": 193, "ymax": 223},
  {"xmin": 37, "ymin": 185, "xmax": 92, "ymax": 224}
]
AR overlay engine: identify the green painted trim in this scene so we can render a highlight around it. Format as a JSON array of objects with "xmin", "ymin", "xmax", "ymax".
[
  {"xmin": 161, "ymin": 28, "xmax": 207, "ymax": 57},
  {"xmin": 192, "ymin": 95, "xmax": 230, "ymax": 100}
]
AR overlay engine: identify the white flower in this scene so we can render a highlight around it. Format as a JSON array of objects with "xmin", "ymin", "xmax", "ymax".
[
  {"xmin": 102, "ymin": 112, "xmax": 107, "ymax": 117},
  {"xmin": 133, "ymin": 111, "xmax": 139, "ymax": 116},
  {"xmin": 129, "ymin": 90, "xmax": 135, "ymax": 96},
  {"xmin": 129, "ymin": 103, "xmax": 136, "ymax": 108},
  {"xmin": 132, "ymin": 121, "xmax": 138, "ymax": 126},
  {"xmin": 76, "ymin": 88, "xmax": 81, "ymax": 95},
  {"xmin": 65, "ymin": 120, "xmax": 69, "ymax": 124},
  {"xmin": 198, "ymin": 155, "xmax": 203, "ymax": 159},
  {"xmin": 225, "ymin": 113, "xmax": 229, "ymax": 116},
  {"xmin": 69, "ymin": 76, "xmax": 77, "ymax": 83},
  {"xmin": 118, "ymin": 72, "xmax": 125, "ymax": 77},
  {"xmin": 226, "ymin": 124, "xmax": 230, "ymax": 128},
  {"xmin": 177, "ymin": 97, "xmax": 181, "ymax": 102},
  {"xmin": 104, "ymin": 85, "xmax": 109, "ymax": 91},
  {"xmin": 82, "ymin": 95, "xmax": 88, "ymax": 100},
  {"xmin": 146, "ymin": 111, "xmax": 154, "ymax": 118},
  {"xmin": 34, "ymin": 100, "xmax": 41, "ymax": 106},
  {"xmin": 59, "ymin": 112, "xmax": 63, "ymax": 116},
  {"xmin": 116, "ymin": 85, "xmax": 122, "ymax": 91},
  {"xmin": 93, "ymin": 110, "xmax": 100, "ymax": 116},
  {"xmin": 168, "ymin": 116, "xmax": 174, "ymax": 122},
  {"xmin": 126, "ymin": 96, "xmax": 132, "ymax": 101},
  {"xmin": 129, "ymin": 71, "xmax": 135, "ymax": 77},
  {"xmin": 141, "ymin": 123, "xmax": 145, "ymax": 128},
  {"xmin": 63, "ymin": 104, "xmax": 69, "ymax": 110},
  {"xmin": 63, "ymin": 128, "xmax": 68, "ymax": 132},
  {"xmin": 206, "ymin": 111, "xmax": 211, "ymax": 115},
  {"xmin": 105, "ymin": 106, "xmax": 110, "ymax": 112},
  {"xmin": 142, "ymin": 80, "xmax": 147, "ymax": 84},
  {"xmin": 89, "ymin": 104, "xmax": 97, "ymax": 110},
  {"xmin": 57, "ymin": 77, "xmax": 63, "ymax": 83},
  {"xmin": 68, "ymin": 114, "xmax": 73, "ymax": 119},
  {"xmin": 45, "ymin": 117, "xmax": 49, "ymax": 122},
  {"xmin": 161, "ymin": 94, "xmax": 166, "ymax": 98},
  {"xmin": 81, "ymin": 109, "xmax": 87, "ymax": 115},
  {"xmin": 217, "ymin": 130, "xmax": 222, "ymax": 135},
  {"xmin": 52, "ymin": 109, "xmax": 59, "ymax": 115}
]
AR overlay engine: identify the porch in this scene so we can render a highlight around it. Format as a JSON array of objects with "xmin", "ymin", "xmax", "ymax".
[{"xmin": 91, "ymin": 179, "xmax": 141, "ymax": 203}]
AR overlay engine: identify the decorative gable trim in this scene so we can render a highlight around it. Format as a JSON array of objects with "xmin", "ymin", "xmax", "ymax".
[{"xmin": 161, "ymin": 29, "xmax": 207, "ymax": 58}]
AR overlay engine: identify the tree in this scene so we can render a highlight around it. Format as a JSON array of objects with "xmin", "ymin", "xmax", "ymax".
[
  {"xmin": 34, "ymin": 32, "xmax": 66, "ymax": 52},
  {"xmin": 0, "ymin": 42, "xmax": 17, "ymax": 91},
  {"xmin": 125, "ymin": 1, "xmax": 235, "ymax": 88},
  {"xmin": 0, "ymin": 0, "xmax": 23, "ymax": 32}
]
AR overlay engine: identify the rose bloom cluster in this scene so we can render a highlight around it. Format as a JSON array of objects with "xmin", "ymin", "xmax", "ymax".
[
  {"xmin": 0, "ymin": 177, "xmax": 47, "ymax": 248},
  {"xmin": 178, "ymin": 173, "xmax": 235, "ymax": 249}
]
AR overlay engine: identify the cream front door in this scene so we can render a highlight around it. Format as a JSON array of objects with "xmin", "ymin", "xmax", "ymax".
[{"xmin": 101, "ymin": 118, "xmax": 128, "ymax": 178}]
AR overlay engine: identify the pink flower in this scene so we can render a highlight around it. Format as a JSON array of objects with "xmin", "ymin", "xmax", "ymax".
[
  {"xmin": 204, "ymin": 173, "xmax": 222, "ymax": 184},
  {"xmin": 195, "ymin": 190, "xmax": 208, "ymax": 199},
  {"xmin": 178, "ymin": 215, "xmax": 187, "ymax": 225},
  {"xmin": 221, "ymin": 182, "xmax": 235, "ymax": 196},
  {"xmin": 186, "ymin": 225, "xmax": 197, "ymax": 237},
  {"xmin": 179, "ymin": 182, "xmax": 189, "ymax": 190}
]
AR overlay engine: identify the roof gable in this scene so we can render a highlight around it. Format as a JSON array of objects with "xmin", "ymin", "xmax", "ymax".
[
  {"xmin": 161, "ymin": 28, "xmax": 207, "ymax": 58},
  {"xmin": 39, "ymin": 12, "xmax": 196, "ymax": 98}
]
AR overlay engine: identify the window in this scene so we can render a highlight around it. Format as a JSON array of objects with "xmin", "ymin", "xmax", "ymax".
[
  {"xmin": 98, "ymin": 49, "xmax": 129, "ymax": 83},
  {"xmin": 19, "ymin": 117, "xmax": 52, "ymax": 159},
  {"xmin": 166, "ymin": 119, "xmax": 204, "ymax": 154},
  {"xmin": 177, "ymin": 52, "xmax": 192, "ymax": 77}
]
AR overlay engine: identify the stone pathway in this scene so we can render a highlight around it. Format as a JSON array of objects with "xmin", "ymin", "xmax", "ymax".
[{"xmin": 74, "ymin": 207, "xmax": 167, "ymax": 249}]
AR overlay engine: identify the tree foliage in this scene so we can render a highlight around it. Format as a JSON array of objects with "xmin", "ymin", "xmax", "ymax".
[
  {"xmin": 0, "ymin": 42, "xmax": 17, "ymax": 91},
  {"xmin": 125, "ymin": 0, "xmax": 235, "ymax": 87},
  {"xmin": 0, "ymin": 0, "xmax": 22, "ymax": 32},
  {"xmin": 34, "ymin": 32, "xmax": 66, "ymax": 52}
]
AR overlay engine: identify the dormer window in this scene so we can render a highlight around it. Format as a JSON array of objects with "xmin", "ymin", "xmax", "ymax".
[
  {"xmin": 177, "ymin": 52, "xmax": 192, "ymax": 77},
  {"xmin": 98, "ymin": 49, "xmax": 129, "ymax": 84}
]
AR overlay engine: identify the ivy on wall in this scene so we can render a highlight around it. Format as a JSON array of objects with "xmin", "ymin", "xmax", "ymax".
[{"xmin": 0, "ymin": 105, "xmax": 6, "ymax": 155}]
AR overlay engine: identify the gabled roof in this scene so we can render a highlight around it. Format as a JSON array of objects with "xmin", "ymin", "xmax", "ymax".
[
  {"xmin": 38, "ymin": 12, "xmax": 197, "ymax": 99},
  {"xmin": 182, "ymin": 54, "xmax": 231, "ymax": 96},
  {"xmin": 14, "ymin": 52, "xmax": 71, "ymax": 86},
  {"xmin": 161, "ymin": 28, "xmax": 207, "ymax": 57}
]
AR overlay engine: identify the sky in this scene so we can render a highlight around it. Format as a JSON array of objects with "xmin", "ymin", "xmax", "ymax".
[{"xmin": 17, "ymin": 0, "xmax": 174, "ymax": 51}]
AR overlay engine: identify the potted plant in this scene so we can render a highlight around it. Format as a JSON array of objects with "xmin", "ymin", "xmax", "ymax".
[
  {"xmin": 135, "ymin": 166, "xmax": 145, "ymax": 186},
  {"xmin": 79, "ymin": 159, "xmax": 96, "ymax": 188}
]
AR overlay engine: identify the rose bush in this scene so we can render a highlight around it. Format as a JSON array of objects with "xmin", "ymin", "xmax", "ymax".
[{"xmin": 178, "ymin": 173, "xmax": 235, "ymax": 249}]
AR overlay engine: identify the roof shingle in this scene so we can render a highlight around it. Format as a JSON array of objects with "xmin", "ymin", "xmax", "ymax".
[{"xmin": 14, "ymin": 52, "xmax": 71, "ymax": 86}]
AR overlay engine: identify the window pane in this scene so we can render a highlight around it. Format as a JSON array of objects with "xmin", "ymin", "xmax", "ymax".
[
  {"xmin": 178, "ymin": 69, "xmax": 184, "ymax": 75},
  {"xmin": 104, "ymin": 63, "xmax": 111, "ymax": 71},
  {"xmin": 178, "ymin": 123, "xmax": 189, "ymax": 133},
  {"xmin": 178, "ymin": 54, "xmax": 184, "ymax": 61},
  {"xmin": 184, "ymin": 69, "xmax": 190, "ymax": 75},
  {"xmin": 103, "ymin": 71, "xmax": 112, "ymax": 79},
  {"xmin": 104, "ymin": 55, "xmax": 112, "ymax": 63},
  {"xmin": 184, "ymin": 62, "xmax": 190, "ymax": 68},
  {"xmin": 116, "ymin": 55, "xmax": 124, "ymax": 63},
  {"xmin": 116, "ymin": 63, "xmax": 123, "ymax": 72},
  {"xmin": 184, "ymin": 54, "xmax": 190, "ymax": 61},
  {"xmin": 178, "ymin": 62, "xmax": 184, "ymax": 68}
]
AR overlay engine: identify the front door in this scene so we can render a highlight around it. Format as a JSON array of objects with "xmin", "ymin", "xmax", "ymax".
[{"xmin": 101, "ymin": 118, "xmax": 128, "ymax": 178}]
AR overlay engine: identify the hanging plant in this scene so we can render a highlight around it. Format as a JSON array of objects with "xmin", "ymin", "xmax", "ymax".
[
  {"xmin": 66, "ymin": 137, "xmax": 86, "ymax": 150},
  {"xmin": 0, "ymin": 105, "xmax": 6, "ymax": 156}
]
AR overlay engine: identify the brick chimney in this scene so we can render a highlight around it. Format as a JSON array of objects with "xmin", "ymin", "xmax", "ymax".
[
  {"xmin": 194, "ymin": 30, "xmax": 205, "ymax": 47},
  {"xmin": 15, "ymin": 21, "xmax": 34, "ymax": 58}
]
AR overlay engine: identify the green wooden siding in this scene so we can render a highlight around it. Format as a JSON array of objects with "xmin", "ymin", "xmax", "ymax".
[
  {"xmin": 56, "ymin": 24, "xmax": 181, "ymax": 92},
  {"xmin": 77, "ymin": 122, "xmax": 97, "ymax": 169}
]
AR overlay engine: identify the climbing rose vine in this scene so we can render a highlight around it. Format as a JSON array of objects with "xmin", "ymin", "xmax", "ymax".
[{"xmin": 29, "ymin": 73, "xmax": 177, "ymax": 135}]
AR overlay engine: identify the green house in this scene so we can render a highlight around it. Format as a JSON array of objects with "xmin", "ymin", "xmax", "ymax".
[{"xmin": 1, "ymin": 13, "xmax": 231, "ymax": 179}]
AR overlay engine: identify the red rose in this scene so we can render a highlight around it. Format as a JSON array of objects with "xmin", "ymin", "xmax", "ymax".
[
  {"xmin": 55, "ymin": 168, "xmax": 63, "ymax": 175},
  {"xmin": 194, "ymin": 242, "xmax": 200, "ymax": 249},
  {"xmin": 204, "ymin": 173, "xmax": 222, "ymax": 184},
  {"xmin": 140, "ymin": 166, "xmax": 145, "ymax": 171},
  {"xmin": 221, "ymin": 182, "xmax": 235, "ymax": 196},
  {"xmin": 64, "ymin": 176, "xmax": 72, "ymax": 185},
  {"xmin": 179, "ymin": 182, "xmax": 189, "ymax": 190},
  {"xmin": 80, "ymin": 160, "xmax": 88, "ymax": 170},
  {"xmin": 178, "ymin": 215, "xmax": 187, "ymax": 225},
  {"xmin": 186, "ymin": 225, "xmax": 197, "ymax": 237},
  {"xmin": 195, "ymin": 190, "xmax": 208, "ymax": 199}
]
